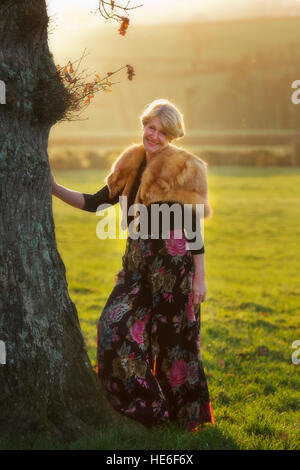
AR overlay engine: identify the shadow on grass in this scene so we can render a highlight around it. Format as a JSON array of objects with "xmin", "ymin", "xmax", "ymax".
[
  {"xmin": 0, "ymin": 422, "xmax": 239, "ymax": 450},
  {"xmin": 64, "ymin": 422, "xmax": 240, "ymax": 451},
  {"xmin": 247, "ymin": 319, "xmax": 279, "ymax": 332},
  {"xmin": 238, "ymin": 302, "xmax": 275, "ymax": 313}
]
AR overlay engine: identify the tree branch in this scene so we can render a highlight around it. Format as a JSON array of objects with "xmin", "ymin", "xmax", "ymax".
[{"xmin": 96, "ymin": 0, "xmax": 142, "ymax": 31}]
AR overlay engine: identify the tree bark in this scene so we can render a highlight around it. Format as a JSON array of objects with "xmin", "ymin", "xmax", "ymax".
[{"xmin": 0, "ymin": 0, "xmax": 124, "ymax": 443}]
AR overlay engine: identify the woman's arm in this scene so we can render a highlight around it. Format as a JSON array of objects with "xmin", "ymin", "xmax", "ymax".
[
  {"xmin": 51, "ymin": 173, "xmax": 85, "ymax": 209},
  {"xmin": 51, "ymin": 172, "xmax": 121, "ymax": 211},
  {"xmin": 192, "ymin": 253, "xmax": 207, "ymax": 306}
]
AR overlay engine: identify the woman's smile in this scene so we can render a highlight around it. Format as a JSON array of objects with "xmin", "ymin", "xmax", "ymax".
[
  {"xmin": 146, "ymin": 139, "xmax": 160, "ymax": 148},
  {"xmin": 143, "ymin": 116, "xmax": 170, "ymax": 156}
]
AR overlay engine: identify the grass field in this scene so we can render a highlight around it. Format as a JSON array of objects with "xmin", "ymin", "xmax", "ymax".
[{"xmin": 4, "ymin": 166, "xmax": 299, "ymax": 450}]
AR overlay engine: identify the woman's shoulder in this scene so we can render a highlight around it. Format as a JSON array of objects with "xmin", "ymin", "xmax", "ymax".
[
  {"xmin": 156, "ymin": 144, "xmax": 208, "ymax": 181},
  {"xmin": 110, "ymin": 144, "xmax": 145, "ymax": 173},
  {"xmin": 105, "ymin": 144, "xmax": 145, "ymax": 198},
  {"xmin": 159, "ymin": 143, "xmax": 207, "ymax": 168}
]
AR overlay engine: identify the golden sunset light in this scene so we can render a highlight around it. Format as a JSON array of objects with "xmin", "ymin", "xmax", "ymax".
[{"xmin": 1, "ymin": 0, "xmax": 300, "ymax": 450}]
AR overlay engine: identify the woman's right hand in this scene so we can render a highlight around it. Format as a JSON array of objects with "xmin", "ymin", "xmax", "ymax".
[{"xmin": 50, "ymin": 172, "xmax": 85, "ymax": 209}]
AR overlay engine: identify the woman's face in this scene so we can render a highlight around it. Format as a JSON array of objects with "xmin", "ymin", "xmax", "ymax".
[{"xmin": 143, "ymin": 116, "xmax": 170, "ymax": 156}]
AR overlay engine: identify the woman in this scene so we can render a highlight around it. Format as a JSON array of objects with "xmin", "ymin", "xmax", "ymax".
[{"xmin": 51, "ymin": 99, "xmax": 214, "ymax": 431}]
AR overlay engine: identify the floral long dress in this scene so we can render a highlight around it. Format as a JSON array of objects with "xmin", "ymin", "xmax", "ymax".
[
  {"xmin": 97, "ymin": 232, "xmax": 214, "ymax": 431},
  {"xmin": 83, "ymin": 154, "xmax": 214, "ymax": 431}
]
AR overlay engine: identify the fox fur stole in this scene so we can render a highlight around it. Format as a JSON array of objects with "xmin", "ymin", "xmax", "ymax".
[{"xmin": 105, "ymin": 143, "xmax": 212, "ymax": 228}]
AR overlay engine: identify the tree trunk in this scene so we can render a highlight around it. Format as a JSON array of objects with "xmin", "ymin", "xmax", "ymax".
[{"xmin": 0, "ymin": 0, "xmax": 123, "ymax": 443}]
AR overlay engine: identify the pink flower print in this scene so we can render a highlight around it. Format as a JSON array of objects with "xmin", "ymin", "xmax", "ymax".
[
  {"xmin": 163, "ymin": 292, "xmax": 174, "ymax": 303},
  {"xmin": 108, "ymin": 303, "xmax": 129, "ymax": 324},
  {"xmin": 187, "ymin": 293, "xmax": 196, "ymax": 322},
  {"xmin": 164, "ymin": 411, "xmax": 169, "ymax": 418},
  {"xmin": 126, "ymin": 406, "xmax": 136, "ymax": 414},
  {"xmin": 128, "ymin": 352, "xmax": 135, "ymax": 360},
  {"xmin": 152, "ymin": 401, "xmax": 160, "ymax": 413},
  {"xmin": 140, "ymin": 400, "xmax": 146, "ymax": 408},
  {"xmin": 180, "ymin": 267, "xmax": 185, "ymax": 276},
  {"xmin": 167, "ymin": 359, "xmax": 189, "ymax": 387},
  {"xmin": 166, "ymin": 230, "xmax": 187, "ymax": 256},
  {"xmin": 112, "ymin": 328, "xmax": 120, "ymax": 342},
  {"xmin": 130, "ymin": 320, "xmax": 145, "ymax": 344},
  {"xmin": 137, "ymin": 377, "xmax": 149, "ymax": 388},
  {"xmin": 130, "ymin": 286, "xmax": 140, "ymax": 295},
  {"xmin": 159, "ymin": 316, "xmax": 167, "ymax": 323},
  {"xmin": 197, "ymin": 335, "xmax": 201, "ymax": 353}
]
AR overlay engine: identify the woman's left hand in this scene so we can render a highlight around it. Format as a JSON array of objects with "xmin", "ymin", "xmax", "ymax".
[{"xmin": 192, "ymin": 275, "xmax": 207, "ymax": 306}]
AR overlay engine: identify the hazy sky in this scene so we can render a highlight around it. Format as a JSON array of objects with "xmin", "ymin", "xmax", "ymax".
[
  {"xmin": 46, "ymin": 0, "xmax": 233, "ymax": 27},
  {"xmin": 46, "ymin": 0, "xmax": 300, "ymax": 137},
  {"xmin": 46, "ymin": 0, "xmax": 300, "ymax": 55},
  {"xmin": 46, "ymin": 0, "xmax": 300, "ymax": 33}
]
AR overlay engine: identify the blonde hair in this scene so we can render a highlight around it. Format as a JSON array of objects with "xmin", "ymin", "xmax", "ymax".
[{"xmin": 140, "ymin": 99, "xmax": 185, "ymax": 141}]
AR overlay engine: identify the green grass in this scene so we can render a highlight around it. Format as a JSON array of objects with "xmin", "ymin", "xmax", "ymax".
[{"xmin": 4, "ymin": 166, "xmax": 300, "ymax": 450}]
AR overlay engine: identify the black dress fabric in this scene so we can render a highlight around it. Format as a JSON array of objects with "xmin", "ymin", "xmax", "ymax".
[{"xmin": 81, "ymin": 153, "xmax": 214, "ymax": 430}]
